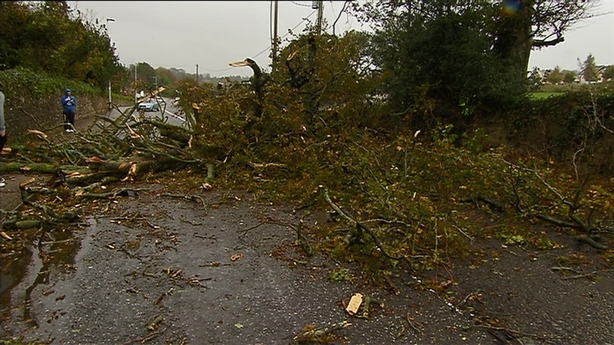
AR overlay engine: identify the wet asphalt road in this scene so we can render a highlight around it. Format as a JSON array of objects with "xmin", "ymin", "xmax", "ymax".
[
  {"xmin": 3, "ymin": 186, "xmax": 612, "ymax": 345},
  {"xmin": 0, "ymin": 189, "xmax": 497, "ymax": 345}
]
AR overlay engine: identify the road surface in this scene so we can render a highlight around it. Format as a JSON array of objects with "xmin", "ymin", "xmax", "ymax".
[{"xmin": 107, "ymin": 97, "xmax": 188, "ymax": 128}]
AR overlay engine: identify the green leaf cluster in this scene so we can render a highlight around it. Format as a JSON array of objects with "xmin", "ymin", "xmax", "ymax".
[
  {"xmin": 171, "ymin": 26, "xmax": 614, "ymax": 278},
  {"xmin": 0, "ymin": 67, "xmax": 98, "ymax": 99},
  {"xmin": 0, "ymin": 1, "xmax": 122, "ymax": 89}
]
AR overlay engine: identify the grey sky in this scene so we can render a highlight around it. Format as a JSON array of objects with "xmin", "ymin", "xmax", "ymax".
[{"xmin": 71, "ymin": 1, "xmax": 614, "ymax": 77}]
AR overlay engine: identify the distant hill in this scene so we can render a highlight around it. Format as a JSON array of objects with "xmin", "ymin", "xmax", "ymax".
[{"xmin": 166, "ymin": 67, "xmax": 249, "ymax": 84}]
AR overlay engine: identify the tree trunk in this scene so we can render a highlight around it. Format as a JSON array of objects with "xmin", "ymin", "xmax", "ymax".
[{"xmin": 492, "ymin": 0, "xmax": 534, "ymax": 81}]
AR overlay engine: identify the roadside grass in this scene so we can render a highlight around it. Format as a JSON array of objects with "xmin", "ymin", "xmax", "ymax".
[{"xmin": 530, "ymin": 91, "xmax": 565, "ymax": 99}]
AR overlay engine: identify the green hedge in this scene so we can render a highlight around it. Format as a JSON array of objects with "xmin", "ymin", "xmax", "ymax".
[{"xmin": 0, "ymin": 67, "xmax": 100, "ymax": 99}]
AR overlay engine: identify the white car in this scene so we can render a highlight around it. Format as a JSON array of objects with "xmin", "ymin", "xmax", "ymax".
[{"xmin": 137, "ymin": 98, "xmax": 160, "ymax": 112}]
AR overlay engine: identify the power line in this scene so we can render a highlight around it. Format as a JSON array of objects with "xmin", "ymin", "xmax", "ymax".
[
  {"xmin": 290, "ymin": 1, "xmax": 313, "ymax": 8},
  {"xmin": 250, "ymin": 9, "xmax": 317, "ymax": 60},
  {"xmin": 332, "ymin": 1, "xmax": 352, "ymax": 36},
  {"xmin": 167, "ymin": 8, "xmax": 318, "ymax": 75}
]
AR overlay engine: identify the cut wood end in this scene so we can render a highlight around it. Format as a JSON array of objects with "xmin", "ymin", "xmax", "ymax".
[
  {"xmin": 346, "ymin": 293, "xmax": 363, "ymax": 315},
  {"xmin": 229, "ymin": 60, "xmax": 250, "ymax": 67},
  {"xmin": 128, "ymin": 163, "xmax": 138, "ymax": 176},
  {"xmin": 27, "ymin": 129, "xmax": 48, "ymax": 139},
  {"xmin": 86, "ymin": 156, "xmax": 105, "ymax": 163},
  {"xmin": 19, "ymin": 177, "xmax": 36, "ymax": 187}
]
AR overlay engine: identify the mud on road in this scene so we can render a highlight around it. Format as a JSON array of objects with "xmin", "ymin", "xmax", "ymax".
[{"xmin": 1, "ymin": 179, "xmax": 613, "ymax": 345}]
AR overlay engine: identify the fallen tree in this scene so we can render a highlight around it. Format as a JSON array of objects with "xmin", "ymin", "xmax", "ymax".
[{"xmin": 1, "ymin": 34, "xmax": 612, "ymax": 284}]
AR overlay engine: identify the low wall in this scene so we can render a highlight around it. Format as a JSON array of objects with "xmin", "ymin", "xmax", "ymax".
[{"xmin": 3, "ymin": 93, "xmax": 130, "ymax": 143}]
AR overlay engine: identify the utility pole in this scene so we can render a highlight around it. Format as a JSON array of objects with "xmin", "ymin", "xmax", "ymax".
[
  {"xmin": 134, "ymin": 63, "xmax": 138, "ymax": 104},
  {"xmin": 313, "ymin": 0, "xmax": 323, "ymax": 35},
  {"xmin": 272, "ymin": 0, "xmax": 279, "ymax": 72},
  {"xmin": 196, "ymin": 64, "xmax": 199, "ymax": 84},
  {"xmin": 106, "ymin": 18, "xmax": 115, "ymax": 109}
]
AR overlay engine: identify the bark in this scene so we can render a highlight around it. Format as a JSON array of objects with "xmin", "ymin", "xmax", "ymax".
[
  {"xmin": 492, "ymin": 0, "xmax": 534, "ymax": 80},
  {"xmin": 0, "ymin": 162, "xmax": 89, "ymax": 175},
  {"xmin": 492, "ymin": 0, "xmax": 592, "ymax": 81},
  {"xmin": 229, "ymin": 58, "xmax": 264, "ymax": 117},
  {"xmin": 151, "ymin": 121, "xmax": 193, "ymax": 146}
]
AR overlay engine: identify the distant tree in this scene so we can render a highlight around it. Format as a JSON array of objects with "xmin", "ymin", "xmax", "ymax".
[
  {"xmin": 353, "ymin": 0, "xmax": 527, "ymax": 127},
  {"xmin": 527, "ymin": 67, "xmax": 543, "ymax": 90},
  {"xmin": 0, "ymin": 1, "xmax": 121, "ymax": 88},
  {"xmin": 581, "ymin": 54, "xmax": 599, "ymax": 82},
  {"xmin": 603, "ymin": 65, "xmax": 614, "ymax": 80},
  {"xmin": 134, "ymin": 62, "xmax": 156, "ymax": 89},
  {"xmin": 562, "ymin": 70, "xmax": 577, "ymax": 84},
  {"xmin": 155, "ymin": 67, "xmax": 177, "ymax": 88},
  {"xmin": 113, "ymin": 65, "xmax": 131, "ymax": 95},
  {"xmin": 546, "ymin": 66, "xmax": 564, "ymax": 84}
]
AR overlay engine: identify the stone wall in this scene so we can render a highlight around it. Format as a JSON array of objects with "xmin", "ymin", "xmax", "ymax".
[{"xmin": 4, "ymin": 93, "xmax": 128, "ymax": 143}]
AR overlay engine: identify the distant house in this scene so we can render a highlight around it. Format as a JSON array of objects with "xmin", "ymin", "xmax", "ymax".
[
  {"xmin": 597, "ymin": 65, "xmax": 608, "ymax": 82},
  {"xmin": 578, "ymin": 65, "xmax": 608, "ymax": 84}
]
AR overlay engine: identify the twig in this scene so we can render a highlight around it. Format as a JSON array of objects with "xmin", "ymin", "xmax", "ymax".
[
  {"xmin": 453, "ymin": 225, "xmax": 474, "ymax": 242},
  {"xmin": 19, "ymin": 107, "xmax": 44, "ymax": 127},
  {"xmin": 291, "ymin": 321, "xmax": 351, "ymax": 344},
  {"xmin": 159, "ymin": 193, "xmax": 207, "ymax": 211},
  {"xmin": 456, "ymin": 289, "xmax": 482, "ymax": 309},
  {"xmin": 575, "ymin": 234, "xmax": 608, "ymax": 250},
  {"xmin": 239, "ymin": 217, "xmax": 313, "ymax": 255},
  {"xmin": 320, "ymin": 186, "xmax": 408, "ymax": 262},
  {"xmin": 561, "ymin": 271, "xmax": 601, "ymax": 280},
  {"xmin": 555, "ymin": 268, "xmax": 612, "ymax": 280},
  {"xmin": 239, "ymin": 222, "xmax": 266, "ymax": 239},
  {"xmin": 405, "ymin": 312, "xmax": 422, "ymax": 334},
  {"xmin": 472, "ymin": 324, "xmax": 554, "ymax": 343},
  {"xmin": 147, "ymin": 314, "xmax": 164, "ymax": 331},
  {"xmin": 121, "ymin": 327, "xmax": 167, "ymax": 345}
]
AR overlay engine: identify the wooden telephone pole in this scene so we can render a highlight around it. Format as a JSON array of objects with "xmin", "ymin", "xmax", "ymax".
[
  {"xmin": 313, "ymin": 1, "xmax": 323, "ymax": 35},
  {"xmin": 272, "ymin": 0, "xmax": 279, "ymax": 72}
]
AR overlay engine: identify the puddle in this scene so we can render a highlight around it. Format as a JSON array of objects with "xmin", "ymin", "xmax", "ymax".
[
  {"xmin": 0, "ymin": 247, "xmax": 33, "ymax": 311},
  {"xmin": 0, "ymin": 219, "xmax": 94, "ymax": 335}
]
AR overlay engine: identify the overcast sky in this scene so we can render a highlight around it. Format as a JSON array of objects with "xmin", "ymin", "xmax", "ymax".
[{"xmin": 70, "ymin": 1, "xmax": 614, "ymax": 77}]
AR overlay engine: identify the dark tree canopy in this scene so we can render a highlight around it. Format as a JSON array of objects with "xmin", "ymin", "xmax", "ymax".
[
  {"xmin": 349, "ymin": 0, "xmax": 596, "ymax": 127},
  {"xmin": 0, "ymin": 1, "xmax": 122, "ymax": 88}
]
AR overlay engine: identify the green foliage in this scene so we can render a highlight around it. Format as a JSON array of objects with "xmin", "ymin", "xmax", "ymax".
[
  {"xmin": 354, "ymin": 0, "xmax": 528, "ymax": 129},
  {"xmin": 545, "ymin": 67, "xmax": 564, "ymax": 84},
  {"xmin": 510, "ymin": 90, "xmax": 614, "ymax": 170},
  {"xmin": 170, "ymin": 25, "xmax": 614, "ymax": 280},
  {"xmin": 134, "ymin": 62, "xmax": 157, "ymax": 89},
  {"xmin": 0, "ymin": 1, "xmax": 121, "ymax": 89},
  {"xmin": 0, "ymin": 340, "xmax": 43, "ymax": 345},
  {"xmin": 4, "ymin": 1, "xmax": 610, "ymax": 284},
  {"xmin": 581, "ymin": 54, "xmax": 599, "ymax": 82},
  {"xmin": 563, "ymin": 70, "xmax": 577, "ymax": 84},
  {"xmin": 529, "ymin": 92, "xmax": 564, "ymax": 100},
  {"xmin": 0, "ymin": 67, "xmax": 98, "ymax": 99},
  {"xmin": 328, "ymin": 268, "xmax": 353, "ymax": 282}
]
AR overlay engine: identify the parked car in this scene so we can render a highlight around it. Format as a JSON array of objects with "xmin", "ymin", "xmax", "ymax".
[{"xmin": 137, "ymin": 98, "xmax": 160, "ymax": 112}]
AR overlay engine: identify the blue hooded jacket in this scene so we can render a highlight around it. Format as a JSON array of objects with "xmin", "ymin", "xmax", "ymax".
[{"xmin": 61, "ymin": 88, "xmax": 77, "ymax": 113}]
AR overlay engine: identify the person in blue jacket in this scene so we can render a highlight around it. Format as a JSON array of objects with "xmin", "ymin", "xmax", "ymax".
[{"xmin": 60, "ymin": 88, "xmax": 77, "ymax": 132}]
